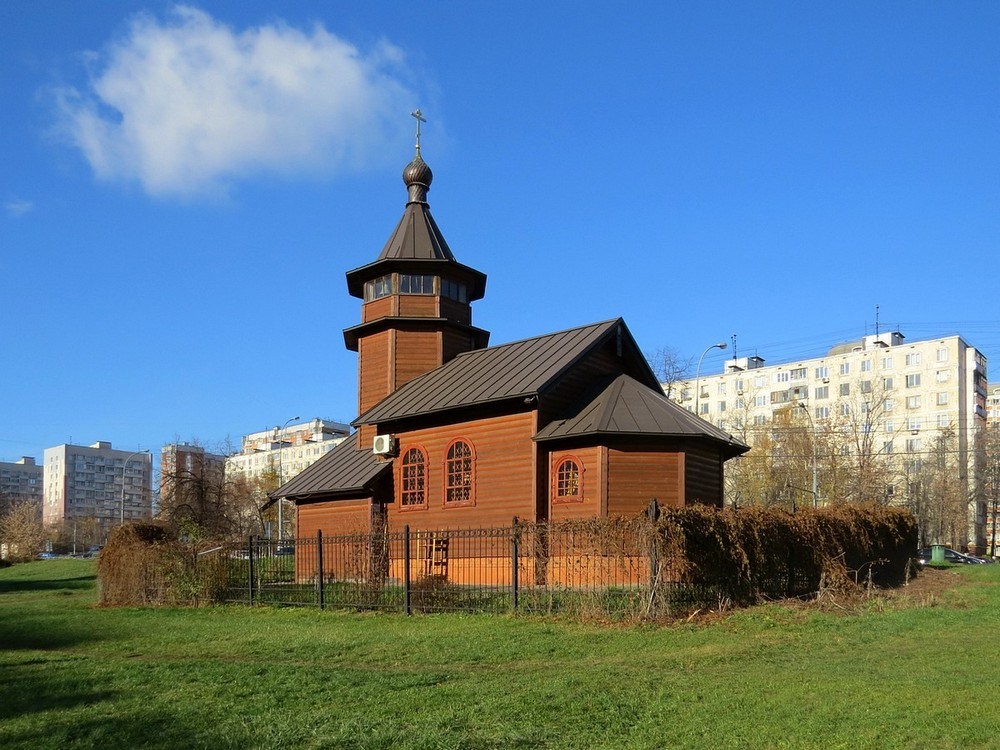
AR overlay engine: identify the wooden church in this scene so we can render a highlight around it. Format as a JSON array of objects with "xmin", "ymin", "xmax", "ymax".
[{"xmin": 271, "ymin": 134, "xmax": 748, "ymax": 538}]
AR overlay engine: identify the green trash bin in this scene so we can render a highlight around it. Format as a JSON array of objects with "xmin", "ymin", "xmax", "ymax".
[{"xmin": 931, "ymin": 545, "xmax": 946, "ymax": 564}]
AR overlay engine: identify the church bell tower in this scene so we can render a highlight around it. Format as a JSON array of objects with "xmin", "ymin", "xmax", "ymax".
[{"xmin": 344, "ymin": 112, "xmax": 489, "ymax": 425}]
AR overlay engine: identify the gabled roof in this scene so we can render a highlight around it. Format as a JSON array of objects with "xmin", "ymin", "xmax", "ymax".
[
  {"xmin": 356, "ymin": 319, "xmax": 645, "ymax": 426},
  {"xmin": 534, "ymin": 373, "xmax": 749, "ymax": 456},
  {"xmin": 267, "ymin": 434, "xmax": 390, "ymax": 503}
]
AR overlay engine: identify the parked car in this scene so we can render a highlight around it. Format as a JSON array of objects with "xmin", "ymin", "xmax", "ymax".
[
  {"xmin": 36, "ymin": 551, "xmax": 58, "ymax": 560},
  {"xmin": 916, "ymin": 547, "xmax": 986, "ymax": 565}
]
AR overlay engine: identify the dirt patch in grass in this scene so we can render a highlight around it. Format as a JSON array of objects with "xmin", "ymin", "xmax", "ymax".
[
  {"xmin": 896, "ymin": 565, "xmax": 969, "ymax": 600},
  {"xmin": 805, "ymin": 564, "xmax": 970, "ymax": 616},
  {"xmin": 684, "ymin": 565, "xmax": 972, "ymax": 626}
]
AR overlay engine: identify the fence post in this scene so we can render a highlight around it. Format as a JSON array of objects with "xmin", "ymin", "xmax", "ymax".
[
  {"xmin": 511, "ymin": 516, "xmax": 520, "ymax": 612},
  {"xmin": 404, "ymin": 524, "xmax": 412, "ymax": 616},
  {"xmin": 248, "ymin": 535, "xmax": 256, "ymax": 606},
  {"xmin": 646, "ymin": 499, "xmax": 660, "ymax": 612},
  {"xmin": 317, "ymin": 529, "xmax": 325, "ymax": 610}
]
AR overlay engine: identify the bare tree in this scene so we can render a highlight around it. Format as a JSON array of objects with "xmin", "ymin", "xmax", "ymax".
[
  {"xmin": 984, "ymin": 425, "xmax": 1000, "ymax": 557},
  {"xmin": 47, "ymin": 516, "xmax": 103, "ymax": 555},
  {"xmin": 0, "ymin": 495, "xmax": 46, "ymax": 562},
  {"xmin": 157, "ymin": 441, "xmax": 274, "ymax": 542},
  {"xmin": 911, "ymin": 427, "xmax": 968, "ymax": 548},
  {"xmin": 816, "ymin": 379, "xmax": 898, "ymax": 505},
  {"xmin": 646, "ymin": 346, "xmax": 693, "ymax": 398}
]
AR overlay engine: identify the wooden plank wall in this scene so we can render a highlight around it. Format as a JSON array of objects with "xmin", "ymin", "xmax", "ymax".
[
  {"xmin": 298, "ymin": 499, "xmax": 373, "ymax": 537},
  {"xmin": 396, "ymin": 295, "xmax": 438, "ymax": 318},
  {"xmin": 606, "ymin": 448, "xmax": 684, "ymax": 515},
  {"xmin": 386, "ymin": 411, "xmax": 538, "ymax": 529},
  {"xmin": 361, "ymin": 297, "xmax": 393, "ymax": 323},
  {"xmin": 683, "ymin": 445, "xmax": 724, "ymax": 507},
  {"xmin": 439, "ymin": 297, "xmax": 472, "ymax": 325},
  {"xmin": 540, "ymin": 343, "xmax": 624, "ymax": 421},
  {"xmin": 442, "ymin": 327, "xmax": 478, "ymax": 363},
  {"xmin": 392, "ymin": 329, "xmax": 441, "ymax": 391},
  {"xmin": 358, "ymin": 331, "xmax": 391, "ymax": 415}
]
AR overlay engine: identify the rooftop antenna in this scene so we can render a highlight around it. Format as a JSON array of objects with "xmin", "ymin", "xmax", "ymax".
[
  {"xmin": 730, "ymin": 333, "xmax": 737, "ymax": 361},
  {"xmin": 875, "ymin": 304, "xmax": 880, "ymax": 338},
  {"xmin": 411, "ymin": 109, "xmax": 426, "ymax": 156}
]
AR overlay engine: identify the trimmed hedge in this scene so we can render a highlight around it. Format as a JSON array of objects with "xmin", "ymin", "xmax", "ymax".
[{"xmin": 662, "ymin": 504, "xmax": 917, "ymax": 604}]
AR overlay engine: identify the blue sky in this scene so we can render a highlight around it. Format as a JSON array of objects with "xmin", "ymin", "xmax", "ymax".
[{"xmin": 2, "ymin": 2, "xmax": 998, "ymax": 472}]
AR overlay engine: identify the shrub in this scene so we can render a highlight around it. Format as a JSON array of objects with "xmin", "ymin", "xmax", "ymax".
[{"xmin": 98, "ymin": 523, "xmax": 230, "ymax": 606}]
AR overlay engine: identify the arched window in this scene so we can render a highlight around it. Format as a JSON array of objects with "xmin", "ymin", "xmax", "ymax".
[
  {"xmin": 444, "ymin": 440, "xmax": 475, "ymax": 506},
  {"xmin": 553, "ymin": 457, "xmax": 583, "ymax": 503},
  {"xmin": 400, "ymin": 447, "xmax": 427, "ymax": 508}
]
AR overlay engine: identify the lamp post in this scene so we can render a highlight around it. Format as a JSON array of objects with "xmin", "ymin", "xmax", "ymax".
[
  {"xmin": 798, "ymin": 402, "xmax": 819, "ymax": 508},
  {"xmin": 121, "ymin": 449, "xmax": 150, "ymax": 526},
  {"xmin": 694, "ymin": 342, "xmax": 727, "ymax": 419},
  {"xmin": 275, "ymin": 416, "xmax": 299, "ymax": 542}
]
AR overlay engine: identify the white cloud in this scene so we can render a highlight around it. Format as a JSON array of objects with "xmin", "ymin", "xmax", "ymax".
[
  {"xmin": 55, "ymin": 6, "xmax": 415, "ymax": 196},
  {"xmin": 5, "ymin": 199, "xmax": 35, "ymax": 217}
]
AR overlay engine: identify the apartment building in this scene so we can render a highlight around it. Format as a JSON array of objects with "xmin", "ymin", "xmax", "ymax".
[
  {"xmin": 42, "ymin": 441, "xmax": 153, "ymax": 529},
  {"xmin": 671, "ymin": 331, "xmax": 989, "ymax": 550},
  {"xmin": 987, "ymin": 383, "xmax": 1000, "ymax": 422},
  {"xmin": 224, "ymin": 419, "xmax": 350, "ymax": 485},
  {"xmin": 0, "ymin": 456, "xmax": 43, "ymax": 502},
  {"xmin": 160, "ymin": 442, "xmax": 227, "ymax": 506}
]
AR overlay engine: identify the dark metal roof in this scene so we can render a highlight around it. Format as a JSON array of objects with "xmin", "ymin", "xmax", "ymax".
[
  {"xmin": 377, "ymin": 202, "xmax": 455, "ymax": 262},
  {"xmin": 356, "ymin": 319, "xmax": 625, "ymax": 425},
  {"xmin": 344, "ymin": 156, "xmax": 486, "ymax": 301},
  {"xmin": 268, "ymin": 434, "xmax": 390, "ymax": 502},
  {"xmin": 534, "ymin": 373, "xmax": 749, "ymax": 456},
  {"xmin": 343, "ymin": 316, "xmax": 490, "ymax": 353}
]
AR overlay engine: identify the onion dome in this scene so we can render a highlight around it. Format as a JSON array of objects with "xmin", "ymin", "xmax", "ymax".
[{"xmin": 403, "ymin": 153, "xmax": 433, "ymax": 204}]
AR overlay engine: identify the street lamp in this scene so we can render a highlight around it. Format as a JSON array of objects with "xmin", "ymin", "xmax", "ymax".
[
  {"xmin": 798, "ymin": 402, "xmax": 819, "ymax": 508},
  {"xmin": 276, "ymin": 416, "xmax": 299, "ymax": 542},
  {"xmin": 694, "ymin": 342, "xmax": 727, "ymax": 419},
  {"xmin": 121, "ymin": 449, "xmax": 150, "ymax": 526}
]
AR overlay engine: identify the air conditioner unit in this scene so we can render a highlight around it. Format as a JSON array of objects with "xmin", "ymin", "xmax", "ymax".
[{"xmin": 372, "ymin": 434, "xmax": 397, "ymax": 456}]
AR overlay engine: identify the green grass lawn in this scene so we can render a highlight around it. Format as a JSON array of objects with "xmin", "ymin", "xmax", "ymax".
[{"xmin": 1, "ymin": 558, "xmax": 997, "ymax": 750}]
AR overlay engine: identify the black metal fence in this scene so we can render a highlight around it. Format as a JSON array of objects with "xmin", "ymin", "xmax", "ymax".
[{"xmin": 207, "ymin": 519, "xmax": 816, "ymax": 618}]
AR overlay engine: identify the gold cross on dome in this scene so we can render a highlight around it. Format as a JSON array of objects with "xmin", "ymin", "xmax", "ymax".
[{"xmin": 411, "ymin": 109, "xmax": 426, "ymax": 153}]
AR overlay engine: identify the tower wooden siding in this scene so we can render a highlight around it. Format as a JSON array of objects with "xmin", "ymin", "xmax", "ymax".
[
  {"xmin": 385, "ymin": 411, "xmax": 537, "ymax": 529},
  {"xmin": 361, "ymin": 296, "xmax": 394, "ymax": 323},
  {"xmin": 439, "ymin": 297, "xmax": 472, "ymax": 325},
  {"xmin": 395, "ymin": 294, "xmax": 440, "ymax": 318},
  {"xmin": 392, "ymin": 330, "xmax": 442, "ymax": 394},
  {"xmin": 358, "ymin": 333, "xmax": 392, "ymax": 417},
  {"xmin": 442, "ymin": 328, "xmax": 477, "ymax": 364},
  {"xmin": 357, "ymin": 329, "xmax": 446, "ymax": 417}
]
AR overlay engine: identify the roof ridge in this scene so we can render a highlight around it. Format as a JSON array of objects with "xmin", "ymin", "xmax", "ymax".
[
  {"xmin": 596, "ymin": 373, "xmax": 628, "ymax": 430},
  {"xmin": 450, "ymin": 317, "xmax": 622, "ymax": 361}
]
